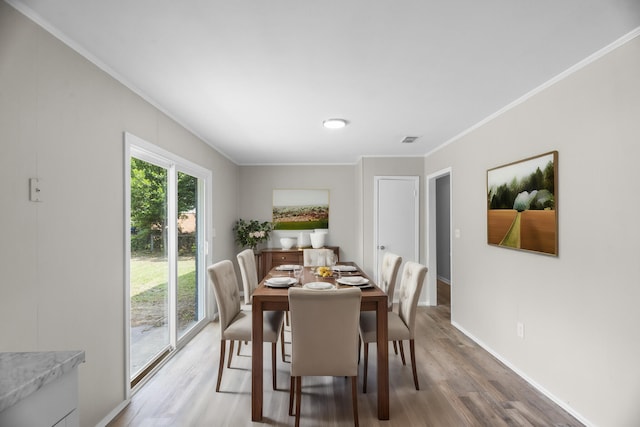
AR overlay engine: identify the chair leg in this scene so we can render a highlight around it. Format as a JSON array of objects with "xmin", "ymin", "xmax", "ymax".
[
  {"xmin": 286, "ymin": 310, "xmax": 290, "ymax": 326},
  {"xmin": 410, "ymin": 339, "xmax": 419, "ymax": 390},
  {"xmin": 295, "ymin": 376, "xmax": 302, "ymax": 427},
  {"xmin": 289, "ymin": 376, "xmax": 295, "ymax": 416},
  {"xmin": 272, "ymin": 342, "xmax": 277, "ymax": 390},
  {"xmin": 237, "ymin": 340, "xmax": 242, "ymax": 356},
  {"xmin": 281, "ymin": 327, "xmax": 286, "ymax": 362},
  {"xmin": 227, "ymin": 341, "xmax": 235, "ymax": 368},
  {"xmin": 216, "ymin": 340, "xmax": 226, "ymax": 392},
  {"xmin": 393, "ymin": 340, "xmax": 398, "ymax": 354},
  {"xmin": 398, "ymin": 340, "xmax": 406, "ymax": 365},
  {"xmin": 362, "ymin": 342, "xmax": 369, "ymax": 393},
  {"xmin": 351, "ymin": 376, "xmax": 359, "ymax": 427}
]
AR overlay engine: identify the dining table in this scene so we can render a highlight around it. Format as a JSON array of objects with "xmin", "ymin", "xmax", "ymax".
[{"xmin": 251, "ymin": 262, "xmax": 389, "ymax": 421}]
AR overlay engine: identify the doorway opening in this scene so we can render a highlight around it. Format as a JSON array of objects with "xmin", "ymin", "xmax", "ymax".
[{"xmin": 427, "ymin": 168, "xmax": 452, "ymax": 316}]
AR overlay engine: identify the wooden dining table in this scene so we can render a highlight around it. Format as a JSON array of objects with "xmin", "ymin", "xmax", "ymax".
[{"xmin": 251, "ymin": 262, "xmax": 390, "ymax": 421}]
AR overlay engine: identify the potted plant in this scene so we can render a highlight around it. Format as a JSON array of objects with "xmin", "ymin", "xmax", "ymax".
[{"xmin": 233, "ymin": 218, "xmax": 273, "ymax": 251}]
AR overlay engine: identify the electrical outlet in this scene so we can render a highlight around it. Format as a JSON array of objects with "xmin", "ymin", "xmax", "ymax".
[{"xmin": 517, "ymin": 322, "xmax": 525, "ymax": 339}]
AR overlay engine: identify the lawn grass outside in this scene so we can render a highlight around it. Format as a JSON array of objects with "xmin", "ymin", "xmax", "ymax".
[
  {"xmin": 130, "ymin": 255, "xmax": 198, "ymax": 328},
  {"xmin": 130, "ymin": 256, "xmax": 196, "ymax": 296}
]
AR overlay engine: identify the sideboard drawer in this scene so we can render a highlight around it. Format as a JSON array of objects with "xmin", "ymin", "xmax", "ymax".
[{"xmin": 271, "ymin": 252, "xmax": 300, "ymax": 264}]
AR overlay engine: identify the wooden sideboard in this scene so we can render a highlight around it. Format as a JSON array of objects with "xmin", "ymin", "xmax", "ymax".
[{"xmin": 257, "ymin": 246, "xmax": 339, "ymax": 280}]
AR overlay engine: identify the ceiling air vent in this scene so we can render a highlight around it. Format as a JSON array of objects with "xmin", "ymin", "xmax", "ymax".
[{"xmin": 401, "ymin": 136, "xmax": 419, "ymax": 144}]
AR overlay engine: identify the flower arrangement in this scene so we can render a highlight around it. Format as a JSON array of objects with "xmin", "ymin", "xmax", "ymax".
[{"xmin": 233, "ymin": 218, "xmax": 273, "ymax": 250}]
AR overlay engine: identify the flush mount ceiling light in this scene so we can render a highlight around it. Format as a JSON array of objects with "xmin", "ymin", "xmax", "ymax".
[{"xmin": 322, "ymin": 118, "xmax": 347, "ymax": 129}]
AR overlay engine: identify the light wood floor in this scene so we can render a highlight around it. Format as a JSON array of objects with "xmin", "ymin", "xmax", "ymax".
[{"xmin": 109, "ymin": 297, "xmax": 582, "ymax": 427}]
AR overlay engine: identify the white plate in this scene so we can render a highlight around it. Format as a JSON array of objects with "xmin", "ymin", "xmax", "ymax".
[
  {"xmin": 336, "ymin": 276, "xmax": 369, "ymax": 286},
  {"xmin": 332, "ymin": 265, "xmax": 357, "ymax": 272},
  {"xmin": 276, "ymin": 264, "xmax": 301, "ymax": 271},
  {"xmin": 266, "ymin": 277, "xmax": 297, "ymax": 288},
  {"xmin": 303, "ymin": 282, "xmax": 335, "ymax": 290}
]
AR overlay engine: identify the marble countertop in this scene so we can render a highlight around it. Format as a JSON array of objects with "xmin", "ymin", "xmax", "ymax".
[{"xmin": 0, "ymin": 351, "xmax": 85, "ymax": 412}]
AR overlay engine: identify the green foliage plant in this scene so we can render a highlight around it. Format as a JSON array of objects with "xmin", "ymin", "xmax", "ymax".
[{"xmin": 233, "ymin": 218, "xmax": 273, "ymax": 250}]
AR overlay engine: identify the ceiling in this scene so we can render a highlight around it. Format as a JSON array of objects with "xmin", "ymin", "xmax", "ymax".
[{"xmin": 8, "ymin": 0, "xmax": 640, "ymax": 165}]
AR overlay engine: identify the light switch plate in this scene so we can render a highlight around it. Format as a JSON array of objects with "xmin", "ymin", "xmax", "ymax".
[{"xmin": 29, "ymin": 178, "xmax": 42, "ymax": 202}]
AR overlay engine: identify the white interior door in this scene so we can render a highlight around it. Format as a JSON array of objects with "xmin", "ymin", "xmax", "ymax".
[{"xmin": 374, "ymin": 176, "xmax": 419, "ymax": 299}]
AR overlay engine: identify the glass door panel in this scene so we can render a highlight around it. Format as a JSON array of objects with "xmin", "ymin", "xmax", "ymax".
[
  {"xmin": 129, "ymin": 158, "xmax": 170, "ymax": 382},
  {"xmin": 177, "ymin": 171, "xmax": 202, "ymax": 338}
]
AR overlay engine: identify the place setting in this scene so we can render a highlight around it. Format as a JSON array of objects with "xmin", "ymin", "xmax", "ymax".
[
  {"xmin": 266, "ymin": 265, "xmax": 303, "ymax": 288},
  {"xmin": 302, "ymin": 282, "xmax": 336, "ymax": 290},
  {"xmin": 336, "ymin": 275, "xmax": 373, "ymax": 289},
  {"xmin": 331, "ymin": 265, "xmax": 358, "ymax": 274},
  {"xmin": 264, "ymin": 276, "xmax": 298, "ymax": 288}
]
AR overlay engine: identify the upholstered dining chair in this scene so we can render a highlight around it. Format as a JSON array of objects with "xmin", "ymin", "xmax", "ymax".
[
  {"xmin": 288, "ymin": 287, "xmax": 362, "ymax": 427},
  {"xmin": 207, "ymin": 260, "xmax": 284, "ymax": 391},
  {"xmin": 237, "ymin": 248, "xmax": 287, "ymax": 362},
  {"xmin": 302, "ymin": 248, "xmax": 335, "ymax": 267},
  {"xmin": 378, "ymin": 252, "xmax": 402, "ymax": 310},
  {"xmin": 237, "ymin": 248, "xmax": 259, "ymax": 307},
  {"xmin": 359, "ymin": 261, "xmax": 427, "ymax": 393},
  {"xmin": 358, "ymin": 252, "xmax": 403, "ymax": 362}
]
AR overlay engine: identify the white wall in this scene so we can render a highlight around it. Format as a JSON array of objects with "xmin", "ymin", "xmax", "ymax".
[
  {"xmin": 424, "ymin": 34, "xmax": 640, "ymax": 426},
  {"xmin": 0, "ymin": 3, "xmax": 238, "ymax": 425},
  {"xmin": 238, "ymin": 165, "xmax": 358, "ymax": 262}
]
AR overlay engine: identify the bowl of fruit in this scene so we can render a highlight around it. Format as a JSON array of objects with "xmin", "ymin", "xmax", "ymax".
[{"xmin": 315, "ymin": 266, "xmax": 333, "ymax": 278}]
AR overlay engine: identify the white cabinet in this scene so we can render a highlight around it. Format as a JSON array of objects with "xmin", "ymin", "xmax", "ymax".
[{"xmin": 0, "ymin": 351, "xmax": 84, "ymax": 427}]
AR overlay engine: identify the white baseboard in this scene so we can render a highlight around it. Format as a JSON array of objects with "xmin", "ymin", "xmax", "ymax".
[
  {"xmin": 95, "ymin": 399, "xmax": 130, "ymax": 427},
  {"xmin": 450, "ymin": 320, "xmax": 594, "ymax": 427}
]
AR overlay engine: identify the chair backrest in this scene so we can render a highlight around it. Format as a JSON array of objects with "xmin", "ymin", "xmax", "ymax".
[
  {"xmin": 288, "ymin": 288, "xmax": 361, "ymax": 377},
  {"xmin": 379, "ymin": 252, "xmax": 402, "ymax": 310},
  {"xmin": 236, "ymin": 249, "xmax": 258, "ymax": 305},
  {"xmin": 303, "ymin": 248, "xmax": 335, "ymax": 267},
  {"xmin": 207, "ymin": 260, "xmax": 242, "ymax": 333},
  {"xmin": 396, "ymin": 261, "xmax": 428, "ymax": 338}
]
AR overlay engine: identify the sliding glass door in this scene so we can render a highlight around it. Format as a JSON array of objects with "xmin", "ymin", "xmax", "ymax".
[{"xmin": 126, "ymin": 133, "xmax": 211, "ymax": 388}]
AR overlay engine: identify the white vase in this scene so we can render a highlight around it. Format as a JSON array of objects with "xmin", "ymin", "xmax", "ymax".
[
  {"xmin": 297, "ymin": 232, "xmax": 310, "ymax": 248},
  {"xmin": 309, "ymin": 232, "xmax": 325, "ymax": 248}
]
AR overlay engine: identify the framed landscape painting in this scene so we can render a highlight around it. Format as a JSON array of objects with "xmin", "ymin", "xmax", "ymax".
[
  {"xmin": 272, "ymin": 189, "xmax": 329, "ymax": 230},
  {"xmin": 487, "ymin": 151, "xmax": 558, "ymax": 256}
]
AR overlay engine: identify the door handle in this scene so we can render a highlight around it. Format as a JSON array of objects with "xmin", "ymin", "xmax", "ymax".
[{"xmin": 378, "ymin": 245, "xmax": 386, "ymax": 250}]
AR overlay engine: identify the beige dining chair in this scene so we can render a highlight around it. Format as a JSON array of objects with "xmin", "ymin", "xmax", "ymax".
[
  {"xmin": 302, "ymin": 248, "xmax": 335, "ymax": 267},
  {"xmin": 358, "ymin": 252, "xmax": 403, "ymax": 361},
  {"xmin": 237, "ymin": 248, "xmax": 259, "ymax": 306},
  {"xmin": 288, "ymin": 287, "xmax": 362, "ymax": 427},
  {"xmin": 207, "ymin": 260, "xmax": 284, "ymax": 391},
  {"xmin": 379, "ymin": 252, "xmax": 402, "ymax": 310},
  {"xmin": 359, "ymin": 261, "xmax": 427, "ymax": 393},
  {"xmin": 237, "ymin": 248, "xmax": 287, "ymax": 362}
]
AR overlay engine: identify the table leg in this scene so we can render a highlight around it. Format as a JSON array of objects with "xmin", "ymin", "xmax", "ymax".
[
  {"xmin": 252, "ymin": 298, "xmax": 264, "ymax": 421},
  {"xmin": 376, "ymin": 299, "xmax": 389, "ymax": 419}
]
